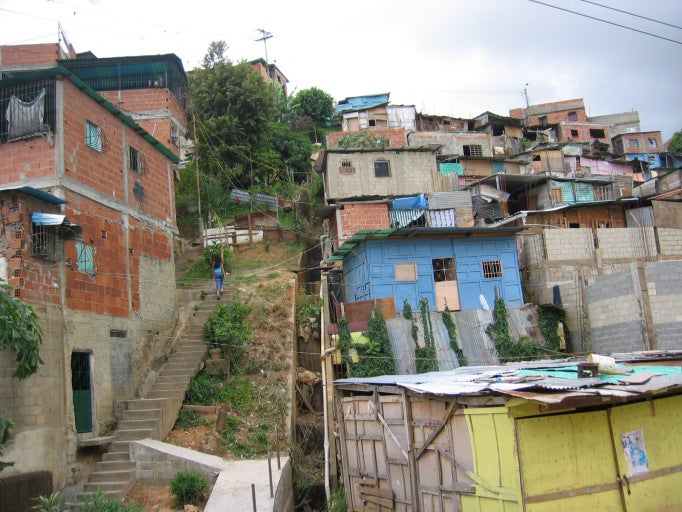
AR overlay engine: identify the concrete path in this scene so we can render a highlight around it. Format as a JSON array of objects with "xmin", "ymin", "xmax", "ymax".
[{"xmin": 205, "ymin": 456, "xmax": 290, "ymax": 512}]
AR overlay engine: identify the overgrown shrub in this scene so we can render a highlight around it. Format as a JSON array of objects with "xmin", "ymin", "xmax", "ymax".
[
  {"xmin": 169, "ymin": 471, "xmax": 209, "ymax": 508},
  {"xmin": 416, "ymin": 298, "xmax": 438, "ymax": 373},
  {"xmin": 174, "ymin": 408, "xmax": 199, "ymax": 429},
  {"xmin": 203, "ymin": 299, "xmax": 253, "ymax": 367},
  {"xmin": 30, "ymin": 491, "xmax": 61, "ymax": 512},
  {"xmin": 487, "ymin": 297, "xmax": 542, "ymax": 363},
  {"xmin": 336, "ymin": 306, "xmax": 395, "ymax": 378},
  {"xmin": 442, "ymin": 307, "xmax": 467, "ymax": 366}
]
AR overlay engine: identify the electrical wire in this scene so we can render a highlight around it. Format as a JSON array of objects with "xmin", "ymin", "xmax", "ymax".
[
  {"xmin": 529, "ymin": 0, "xmax": 682, "ymax": 45},
  {"xmin": 577, "ymin": 0, "xmax": 682, "ymax": 31}
]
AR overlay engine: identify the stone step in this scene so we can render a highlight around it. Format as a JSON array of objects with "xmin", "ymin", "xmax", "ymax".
[
  {"xmin": 125, "ymin": 398, "xmax": 171, "ymax": 411},
  {"xmin": 151, "ymin": 382, "xmax": 189, "ymax": 392},
  {"xmin": 102, "ymin": 451, "xmax": 131, "ymax": 462},
  {"xmin": 83, "ymin": 480, "xmax": 131, "ymax": 495},
  {"xmin": 146, "ymin": 389, "xmax": 185, "ymax": 400},
  {"xmin": 88, "ymin": 468, "xmax": 136, "ymax": 484},
  {"xmin": 122, "ymin": 408, "xmax": 163, "ymax": 421},
  {"xmin": 95, "ymin": 460, "xmax": 134, "ymax": 472},
  {"xmin": 117, "ymin": 418, "xmax": 159, "ymax": 432},
  {"xmin": 115, "ymin": 428, "xmax": 154, "ymax": 442}
]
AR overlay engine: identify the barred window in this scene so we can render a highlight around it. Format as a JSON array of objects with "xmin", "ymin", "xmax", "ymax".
[
  {"xmin": 395, "ymin": 262, "xmax": 417, "ymax": 282},
  {"xmin": 32, "ymin": 224, "xmax": 61, "ymax": 262},
  {"xmin": 129, "ymin": 145, "xmax": 146, "ymax": 174},
  {"xmin": 432, "ymin": 257, "xmax": 455, "ymax": 282},
  {"xmin": 482, "ymin": 260, "xmax": 503, "ymax": 279},
  {"xmin": 85, "ymin": 120, "xmax": 102, "ymax": 152}
]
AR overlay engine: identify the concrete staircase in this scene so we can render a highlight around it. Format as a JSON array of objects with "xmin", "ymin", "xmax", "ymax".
[{"xmin": 66, "ymin": 242, "xmax": 218, "ymax": 506}]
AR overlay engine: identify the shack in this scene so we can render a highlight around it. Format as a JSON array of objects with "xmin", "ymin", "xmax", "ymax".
[{"xmin": 333, "ymin": 353, "xmax": 682, "ymax": 511}]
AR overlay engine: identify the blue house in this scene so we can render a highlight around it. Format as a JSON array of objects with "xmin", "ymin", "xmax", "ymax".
[{"xmin": 330, "ymin": 227, "xmax": 524, "ymax": 314}]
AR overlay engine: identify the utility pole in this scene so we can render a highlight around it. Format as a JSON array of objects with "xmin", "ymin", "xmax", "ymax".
[
  {"xmin": 255, "ymin": 29, "xmax": 273, "ymax": 79},
  {"xmin": 193, "ymin": 112, "xmax": 203, "ymax": 235}
]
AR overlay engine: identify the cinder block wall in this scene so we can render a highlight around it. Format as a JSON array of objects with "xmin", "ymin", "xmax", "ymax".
[
  {"xmin": 657, "ymin": 228, "xmax": 682, "ymax": 258},
  {"xmin": 544, "ymin": 228, "xmax": 593, "ymax": 261},
  {"xmin": 645, "ymin": 260, "xmax": 682, "ymax": 350},
  {"xmin": 596, "ymin": 228, "xmax": 657, "ymax": 260},
  {"xmin": 585, "ymin": 268, "xmax": 645, "ymax": 354}
]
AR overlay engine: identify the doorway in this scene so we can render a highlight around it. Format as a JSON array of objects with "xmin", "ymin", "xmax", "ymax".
[{"xmin": 71, "ymin": 352, "xmax": 92, "ymax": 433}]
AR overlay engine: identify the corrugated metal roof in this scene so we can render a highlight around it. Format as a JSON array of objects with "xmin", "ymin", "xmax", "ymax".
[
  {"xmin": 428, "ymin": 191, "xmax": 472, "ymax": 210},
  {"xmin": 335, "ymin": 359, "xmax": 682, "ymax": 406},
  {"xmin": 0, "ymin": 186, "xmax": 67, "ymax": 204}
]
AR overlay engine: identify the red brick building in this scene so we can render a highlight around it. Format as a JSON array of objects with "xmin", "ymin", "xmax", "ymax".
[{"xmin": 0, "ymin": 44, "xmax": 184, "ymax": 490}]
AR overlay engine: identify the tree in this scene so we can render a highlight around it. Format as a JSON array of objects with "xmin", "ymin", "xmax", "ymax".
[
  {"xmin": 292, "ymin": 87, "xmax": 334, "ymax": 127},
  {"xmin": 190, "ymin": 42, "xmax": 277, "ymax": 188},
  {"xmin": 668, "ymin": 130, "xmax": 682, "ymax": 154},
  {"xmin": 0, "ymin": 285, "xmax": 44, "ymax": 471}
]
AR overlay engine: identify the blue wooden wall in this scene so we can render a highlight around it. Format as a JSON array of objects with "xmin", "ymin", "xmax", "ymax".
[{"xmin": 342, "ymin": 235, "xmax": 523, "ymax": 314}]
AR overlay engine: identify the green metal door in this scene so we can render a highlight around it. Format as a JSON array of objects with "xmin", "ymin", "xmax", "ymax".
[{"xmin": 71, "ymin": 352, "xmax": 92, "ymax": 433}]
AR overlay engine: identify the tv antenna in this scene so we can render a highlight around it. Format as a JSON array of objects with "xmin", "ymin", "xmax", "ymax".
[{"xmin": 255, "ymin": 29, "xmax": 273, "ymax": 65}]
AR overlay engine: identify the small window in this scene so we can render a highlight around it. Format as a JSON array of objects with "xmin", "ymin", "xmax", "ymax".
[
  {"xmin": 32, "ymin": 224, "xmax": 60, "ymax": 262},
  {"xmin": 567, "ymin": 111, "xmax": 578, "ymax": 122},
  {"xmin": 77, "ymin": 242, "xmax": 95, "ymax": 275},
  {"xmin": 368, "ymin": 119, "xmax": 377, "ymax": 127},
  {"xmin": 463, "ymin": 144, "xmax": 483, "ymax": 157},
  {"xmin": 128, "ymin": 145, "xmax": 146, "ymax": 174},
  {"xmin": 481, "ymin": 260, "xmax": 503, "ymax": 279},
  {"xmin": 395, "ymin": 262, "xmax": 417, "ymax": 282},
  {"xmin": 538, "ymin": 115, "xmax": 548, "ymax": 127},
  {"xmin": 589, "ymin": 128, "xmax": 605, "ymax": 139},
  {"xmin": 432, "ymin": 257, "xmax": 455, "ymax": 282},
  {"xmin": 374, "ymin": 160, "xmax": 390, "ymax": 178},
  {"xmin": 85, "ymin": 120, "xmax": 102, "ymax": 152},
  {"xmin": 628, "ymin": 139, "xmax": 639, "ymax": 150},
  {"xmin": 339, "ymin": 159, "xmax": 355, "ymax": 174},
  {"xmin": 570, "ymin": 129, "xmax": 579, "ymax": 138},
  {"xmin": 648, "ymin": 138, "xmax": 658, "ymax": 149}
]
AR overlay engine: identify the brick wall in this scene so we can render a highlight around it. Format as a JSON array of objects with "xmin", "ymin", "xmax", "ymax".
[
  {"xmin": 0, "ymin": 137, "xmax": 55, "ymax": 186},
  {"xmin": 338, "ymin": 203, "xmax": 390, "ymax": 240},
  {"xmin": 0, "ymin": 44, "xmax": 60, "ymax": 67}
]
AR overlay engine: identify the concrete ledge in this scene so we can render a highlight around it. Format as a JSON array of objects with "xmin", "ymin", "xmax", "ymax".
[{"xmin": 130, "ymin": 439, "xmax": 227, "ymax": 485}]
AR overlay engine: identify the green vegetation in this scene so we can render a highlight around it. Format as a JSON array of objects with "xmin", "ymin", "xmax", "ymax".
[
  {"xmin": 416, "ymin": 298, "xmax": 438, "ymax": 373},
  {"xmin": 442, "ymin": 307, "xmax": 467, "ymax": 366},
  {"xmin": 169, "ymin": 471, "xmax": 209, "ymax": 508},
  {"xmin": 336, "ymin": 306, "xmax": 395, "ymax": 378},
  {"xmin": 174, "ymin": 408, "xmax": 200, "ymax": 429},
  {"xmin": 30, "ymin": 492, "xmax": 61, "ymax": 512},
  {"xmin": 325, "ymin": 485, "xmax": 347, "ymax": 512},
  {"xmin": 203, "ymin": 299, "xmax": 252, "ymax": 368},
  {"xmin": 487, "ymin": 297, "xmax": 543, "ymax": 363},
  {"xmin": 73, "ymin": 490, "xmax": 143, "ymax": 512},
  {"xmin": 337, "ymin": 130, "xmax": 389, "ymax": 149},
  {"xmin": 538, "ymin": 305, "xmax": 567, "ymax": 353},
  {"xmin": 668, "ymin": 129, "xmax": 682, "ymax": 154}
]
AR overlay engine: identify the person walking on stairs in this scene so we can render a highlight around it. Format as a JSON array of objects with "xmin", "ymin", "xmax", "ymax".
[{"xmin": 213, "ymin": 248, "xmax": 225, "ymax": 300}]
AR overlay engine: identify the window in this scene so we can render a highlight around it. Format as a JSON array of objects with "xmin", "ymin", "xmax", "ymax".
[
  {"xmin": 85, "ymin": 120, "xmax": 102, "ymax": 152},
  {"xmin": 648, "ymin": 138, "xmax": 658, "ymax": 149},
  {"xmin": 538, "ymin": 115, "xmax": 548, "ymax": 127},
  {"xmin": 628, "ymin": 138, "xmax": 639, "ymax": 150},
  {"xmin": 567, "ymin": 111, "xmax": 578, "ymax": 122},
  {"xmin": 589, "ymin": 128, "xmax": 605, "ymax": 139},
  {"xmin": 432, "ymin": 257, "xmax": 455, "ymax": 282},
  {"xmin": 550, "ymin": 188, "xmax": 563, "ymax": 203},
  {"xmin": 463, "ymin": 144, "xmax": 483, "ymax": 156},
  {"xmin": 77, "ymin": 242, "xmax": 95, "ymax": 275},
  {"xmin": 481, "ymin": 260, "xmax": 503, "ymax": 279},
  {"xmin": 570, "ymin": 129, "xmax": 579, "ymax": 138},
  {"xmin": 128, "ymin": 145, "xmax": 146, "ymax": 174},
  {"xmin": 339, "ymin": 159, "xmax": 355, "ymax": 174},
  {"xmin": 374, "ymin": 160, "xmax": 390, "ymax": 177},
  {"xmin": 395, "ymin": 262, "xmax": 417, "ymax": 282},
  {"xmin": 32, "ymin": 224, "xmax": 60, "ymax": 262}
]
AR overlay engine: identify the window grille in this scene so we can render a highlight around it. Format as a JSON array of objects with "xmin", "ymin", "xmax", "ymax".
[
  {"xmin": 77, "ymin": 242, "xmax": 95, "ymax": 275},
  {"xmin": 395, "ymin": 262, "xmax": 417, "ymax": 282},
  {"xmin": 482, "ymin": 260, "xmax": 503, "ymax": 279},
  {"xmin": 129, "ymin": 145, "xmax": 147, "ymax": 174},
  {"xmin": 31, "ymin": 224, "xmax": 62, "ymax": 262},
  {"xmin": 432, "ymin": 257, "xmax": 455, "ymax": 282}
]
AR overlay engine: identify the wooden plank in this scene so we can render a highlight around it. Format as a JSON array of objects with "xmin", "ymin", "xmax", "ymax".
[
  {"xmin": 359, "ymin": 486, "xmax": 394, "ymax": 499},
  {"xmin": 415, "ymin": 400, "xmax": 457, "ymax": 460},
  {"xmin": 360, "ymin": 492, "xmax": 394, "ymax": 509}
]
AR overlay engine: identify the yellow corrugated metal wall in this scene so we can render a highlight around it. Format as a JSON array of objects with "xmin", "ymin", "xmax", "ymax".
[{"xmin": 461, "ymin": 407, "xmax": 520, "ymax": 512}]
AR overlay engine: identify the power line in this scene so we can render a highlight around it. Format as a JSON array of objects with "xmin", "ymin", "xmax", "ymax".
[
  {"xmin": 578, "ymin": 0, "xmax": 682, "ymax": 31},
  {"xmin": 529, "ymin": 0, "xmax": 682, "ymax": 45}
]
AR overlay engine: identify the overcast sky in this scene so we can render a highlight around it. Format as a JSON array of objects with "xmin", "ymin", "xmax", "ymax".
[{"xmin": 2, "ymin": 0, "xmax": 681, "ymax": 139}]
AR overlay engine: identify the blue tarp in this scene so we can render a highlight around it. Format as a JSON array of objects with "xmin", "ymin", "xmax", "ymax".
[{"xmin": 392, "ymin": 194, "xmax": 428, "ymax": 210}]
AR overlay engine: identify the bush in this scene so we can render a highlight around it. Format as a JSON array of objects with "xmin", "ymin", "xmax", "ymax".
[
  {"xmin": 203, "ymin": 299, "xmax": 252, "ymax": 366},
  {"xmin": 170, "ymin": 471, "xmax": 209, "ymax": 508},
  {"xmin": 174, "ymin": 408, "xmax": 199, "ymax": 429}
]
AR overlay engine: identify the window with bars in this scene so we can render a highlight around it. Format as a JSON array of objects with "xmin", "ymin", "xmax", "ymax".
[
  {"xmin": 463, "ymin": 144, "xmax": 483, "ymax": 157},
  {"xmin": 77, "ymin": 242, "xmax": 95, "ymax": 275},
  {"xmin": 129, "ymin": 145, "xmax": 146, "ymax": 174},
  {"xmin": 85, "ymin": 120, "xmax": 102, "ymax": 152},
  {"xmin": 31, "ymin": 224, "xmax": 61, "ymax": 262},
  {"xmin": 481, "ymin": 260, "xmax": 503, "ymax": 279}
]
